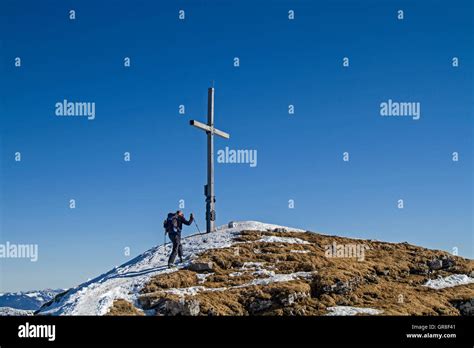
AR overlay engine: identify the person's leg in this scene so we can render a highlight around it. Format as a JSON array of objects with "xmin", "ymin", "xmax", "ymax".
[
  {"xmin": 168, "ymin": 233, "xmax": 178, "ymax": 265},
  {"xmin": 177, "ymin": 234, "xmax": 183, "ymax": 262}
]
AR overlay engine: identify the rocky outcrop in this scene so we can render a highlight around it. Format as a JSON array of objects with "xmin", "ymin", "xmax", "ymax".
[
  {"xmin": 428, "ymin": 256, "xmax": 456, "ymax": 271},
  {"xmin": 451, "ymin": 298, "xmax": 474, "ymax": 316},
  {"xmin": 139, "ymin": 293, "xmax": 200, "ymax": 316},
  {"xmin": 164, "ymin": 298, "xmax": 200, "ymax": 316},
  {"xmin": 311, "ymin": 276, "xmax": 361, "ymax": 297},
  {"xmin": 186, "ymin": 261, "xmax": 215, "ymax": 273},
  {"xmin": 137, "ymin": 229, "xmax": 473, "ymax": 316}
]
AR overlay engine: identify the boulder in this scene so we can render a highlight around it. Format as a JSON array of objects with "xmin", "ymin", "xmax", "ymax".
[
  {"xmin": 186, "ymin": 261, "xmax": 214, "ymax": 273},
  {"xmin": 441, "ymin": 256, "xmax": 455, "ymax": 269},
  {"xmin": 165, "ymin": 299, "xmax": 200, "ymax": 316},
  {"xmin": 138, "ymin": 294, "xmax": 160, "ymax": 310},
  {"xmin": 248, "ymin": 299, "xmax": 273, "ymax": 313},
  {"xmin": 428, "ymin": 259, "xmax": 443, "ymax": 270},
  {"xmin": 428, "ymin": 256, "xmax": 455, "ymax": 271}
]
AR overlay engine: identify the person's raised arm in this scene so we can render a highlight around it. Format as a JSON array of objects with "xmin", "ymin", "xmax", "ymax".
[{"xmin": 181, "ymin": 213, "xmax": 194, "ymax": 226}]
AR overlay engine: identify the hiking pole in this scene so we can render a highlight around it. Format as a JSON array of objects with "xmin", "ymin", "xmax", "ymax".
[{"xmin": 194, "ymin": 218, "xmax": 202, "ymax": 235}]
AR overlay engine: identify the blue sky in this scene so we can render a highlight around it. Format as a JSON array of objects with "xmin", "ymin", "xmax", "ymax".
[{"xmin": 0, "ymin": 0, "xmax": 472, "ymax": 292}]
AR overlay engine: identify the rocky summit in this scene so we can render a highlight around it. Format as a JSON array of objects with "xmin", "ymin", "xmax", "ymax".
[{"xmin": 37, "ymin": 222, "xmax": 474, "ymax": 316}]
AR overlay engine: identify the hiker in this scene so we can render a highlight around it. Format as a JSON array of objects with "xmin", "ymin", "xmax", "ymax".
[{"xmin": 165, "ymin": 210, "xmax": 194, "ymax": 267}]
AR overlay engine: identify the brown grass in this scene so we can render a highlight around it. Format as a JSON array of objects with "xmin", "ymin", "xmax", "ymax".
[
  {"xmin": 138, "ymin": 230, "xmax": 474, "ymax": 316},
  {"xmin": 106, "ymin": 299, "xmax": 144, "ymax": 316}
]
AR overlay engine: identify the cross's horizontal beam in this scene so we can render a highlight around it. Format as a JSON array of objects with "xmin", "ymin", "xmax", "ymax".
[
  {"xmin": 190, "ymin": 120, "xmax": 230, "ymax": 139},
  {"xmin": 213, "ymin": 127, "xmax": 230, "ymax": 139},
  {"xmin": 189, "ymin": 119, "xmax": 211, "ymax": 132}
]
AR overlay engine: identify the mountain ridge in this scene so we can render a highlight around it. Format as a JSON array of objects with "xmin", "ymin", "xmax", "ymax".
[
  {"xmin": 36, "ymin": 221, "xmax": 474, "ymax": 316},
  {"xmin": 0, "ymin": 288, "xmax": 63, "ymax": 312}
]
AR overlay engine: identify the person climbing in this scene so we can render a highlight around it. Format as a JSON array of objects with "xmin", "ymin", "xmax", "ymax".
[{"xmin": 164, "ymin": 210, "xmax": 194, "ymax": 268}]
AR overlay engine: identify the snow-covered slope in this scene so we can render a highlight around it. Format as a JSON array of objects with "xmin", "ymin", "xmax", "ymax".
[
  {"xmin": 0, "ymin": 307, "xmax": 34, "ymax": 316},
  {"xmin": 38, "ymin": 221, "xmax": 298, "ymax": 316},
  {"xmin": 0, "ymin": 289, "xmax": 63, "ymax": 312}
]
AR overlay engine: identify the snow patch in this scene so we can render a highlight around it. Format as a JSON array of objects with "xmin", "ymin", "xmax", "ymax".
[
  {"xmin": 221, "ymin": 221, "xmax": 306, "ymax": 232},
  {"xmin": 242, "ymin": 262, "xmax": 264, "ymax": 269},
  {"xmin": 25, "ymin": 292, "xmax": 40, "ymax": 298},
  {"xmin": 251, "ymin": 269, "xmax": 275, "ymax": 277},
  {"xmin": 424, "ymin": 274, "xmax": 474, "ymax": 290},
  {"xmin": 290, "ymin": 250, "xmax": 310, "ymax": 254},
  {"xmin": 326, "ymin": 306, "xmax": 383, "ymax": 316},
  {"xmin": 255, "ymin": 236, "xmax": 310, "ymax": 245},
  {"xmin": 229, "ymin": 271, "xmax": 244, "ymax": 277},
  {"xmin": 247, "ymin": 272, "xmax": 313, "ymax": 286},
  {"xmin": 220, "ymin": 221, "xmax": 305, "ymax": 233},
  {"xmin": 196, "ymin": 273, "xmax": 213, "ymax": 284}
]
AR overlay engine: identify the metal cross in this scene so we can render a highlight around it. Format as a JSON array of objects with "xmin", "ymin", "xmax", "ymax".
[{"xmin": 190, "ymin": 87, "xmax": 230, "ymax": 233}]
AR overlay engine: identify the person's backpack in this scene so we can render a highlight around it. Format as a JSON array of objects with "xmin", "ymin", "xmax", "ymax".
[{"xmin": 163, "ymin": 212, "xmax": 177, "ymax": 234}]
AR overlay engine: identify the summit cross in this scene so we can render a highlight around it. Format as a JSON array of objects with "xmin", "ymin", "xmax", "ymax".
[{"xmin": 189, "ymin": 87, "xmax": 230, "ymax": 233}]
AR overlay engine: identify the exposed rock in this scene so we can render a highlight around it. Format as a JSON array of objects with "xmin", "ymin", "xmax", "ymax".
[
  {"xmin": 428, "ymin": 256, "xmax": 456, "ymax": 271},
  {"xmin": 374, "ymin": 266, "xmax": 390, "ymax": 276},
  {"xmin": 248, "ymin": 299, "xmax": 273, "ymax": 313},
  {"xmin": 277, "ymin": 291, "xmax": 309, "ymax": 306},
  {"xmin": 186, "ymin": 261, "xmax": 214, "ymax": 273},
  {"xmin": 410, "ymin": 263, "xmax": 430, "ymax": 275},
  {"xmin": 451, "ymin": 298, "xmax": 474, "ymax": 316},
  {"xmin": 138, "ymin": 293, "xmax": 159, "ymax": 310},
  {"xmin": 441, "ymin": 256, "xmax": 456, "ymax": 269},
  {"xmin": 272, "ymin": 228, "xmax": 287, "ymax": 233},
  {"xmin": 327, "ymin": 280, "xmax": 356, "ymax": 295},
  {"xmin": 165, "ymin": 298, "xmax": 200, "ymax": 316},
  {"xmin": 311, "ymin": 276, "xmax": 360, "ymax": 297},
  {"xmin": 428, "ymin": 259, "xmax": 443, "ymax": 270},
  {"xmin": 365, "ymin": 273, "xmax": 378, "ymax": 284}
]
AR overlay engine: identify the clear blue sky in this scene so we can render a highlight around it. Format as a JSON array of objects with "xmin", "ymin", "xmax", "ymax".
[{"xmin": 0, "ymin": 0, "xmax": 472, "ymax": 292}]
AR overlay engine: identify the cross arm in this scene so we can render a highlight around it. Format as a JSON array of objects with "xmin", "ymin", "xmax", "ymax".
[
  {"xmin": 213, "ymin": 128, "xmax": 230, "ymax": 139},
  {"xmin": 190, "ymin": 120, "xmax": 230, "ymax": 139},
  {"xmin": 190, "ymin": 120, "xmax": 211, "ymax": 133}
]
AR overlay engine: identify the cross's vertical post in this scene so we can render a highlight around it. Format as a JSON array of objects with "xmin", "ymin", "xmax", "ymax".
[
  {"xmin": 189, "ymin": 86, "xmax": 230, "ymax": 233},
  {"xmin": 207, "ymin": 87, "xmax": 215, "ymax": 233}
]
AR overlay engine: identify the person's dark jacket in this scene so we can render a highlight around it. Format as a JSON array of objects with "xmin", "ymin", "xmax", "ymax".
[{"xmin": 172, "ymin": 214, "xmax": 193, "ymax": 235}]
